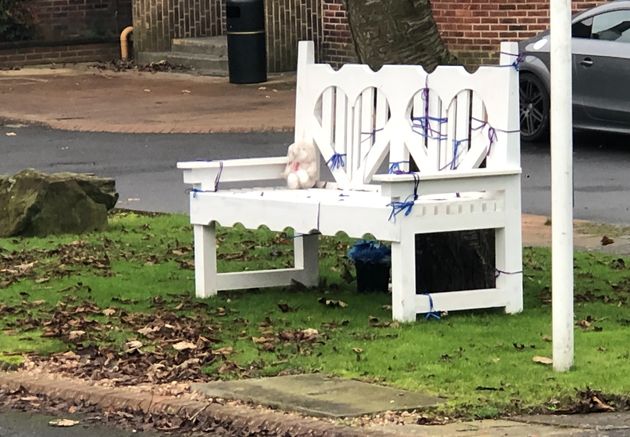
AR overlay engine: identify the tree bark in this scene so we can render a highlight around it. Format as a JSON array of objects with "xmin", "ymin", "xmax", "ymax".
[
  {"xmin": 344, "ymin": 0, "xmax": 456, "ymax": 71},
  {"xmin": 415, "ymin": 231, "xmax": 495, "ymax": 293}
]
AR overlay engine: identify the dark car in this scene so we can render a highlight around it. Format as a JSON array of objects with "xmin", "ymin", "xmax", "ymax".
[{"xmin": 518, "ymin": 0, "xmax": 630, "ymax": 142}]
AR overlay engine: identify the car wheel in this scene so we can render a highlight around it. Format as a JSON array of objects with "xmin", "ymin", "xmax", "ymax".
[{"xmin": 519, "ymin": 73, "xmax": 550, "ymax": 142}]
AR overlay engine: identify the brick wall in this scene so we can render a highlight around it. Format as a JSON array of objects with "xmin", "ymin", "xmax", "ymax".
[
  {"xmin": 320, "ymin": 0, "xmax": 611, "ymax": 67},
  {"xmin": 0, "ymin": 43, "xmax": 119, "ymax": 67},
  {"xmin": 431, "ymin": 0, "xmax": 610, "ymax": 65},
  {"xmin": 29, "ymin": 0, "xmax": 132, "ymax": 41},
  {"xmin": 0, "ymin": 0, "xmax": 131, "ymax": 67},
  {"xmin": 132, "ymin": 0, "xmax": 225, "ymax": 52},
  {"xmin": 265, "ymin": 0, "xmax": 323, "ymax": 72},
  {"xmin": 321, "ymin": 0, "xmax": 358, "ymax": 67},
  {"xmin": 129, "ymin": 0, "xmax": 613, "ymax": 72},
  {"xmin": 133, "ymin": 0, "xmax": 322, "ymax": 72}
]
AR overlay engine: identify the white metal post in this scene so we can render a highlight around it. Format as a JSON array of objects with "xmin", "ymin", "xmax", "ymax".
[{"xmin": 550, "ymin": 0, "xmax": 574, "ymax": 372}]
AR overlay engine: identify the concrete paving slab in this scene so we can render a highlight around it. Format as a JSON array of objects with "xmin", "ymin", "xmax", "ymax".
[
  {"xmin": 513, "ymin": 412, "xmax": 630, "ymax": 431},
  {"xmin": 192, "ymin": 374, "xmax": 442, "ymax": 418},
  {"xmin": 371, "ymin": 420, "xmax": 586, "ymax": 437}
]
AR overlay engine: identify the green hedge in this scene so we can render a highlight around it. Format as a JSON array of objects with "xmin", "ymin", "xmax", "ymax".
[{"xmin": 0, "ymin": 0, "xmax": 33, "ymax": 42}]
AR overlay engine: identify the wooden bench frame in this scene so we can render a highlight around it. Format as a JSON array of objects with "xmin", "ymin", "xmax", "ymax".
[{"xmin": 178, "ymin": 41, "xmax": 523, "ymax": 322}]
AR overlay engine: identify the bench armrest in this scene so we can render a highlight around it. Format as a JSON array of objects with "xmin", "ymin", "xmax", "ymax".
[
  {"xmin": 373, "ymin": 168, "xmax": 522, "ymax": 199},
  {"xmin": 177, "ymin": 157, "xmax": 288, "ymax": 190}
]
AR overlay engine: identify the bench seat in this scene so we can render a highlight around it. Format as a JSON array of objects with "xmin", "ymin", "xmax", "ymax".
[{"xmin": 189, "ymin": 186, "xmax": 508, "ymax": 242}]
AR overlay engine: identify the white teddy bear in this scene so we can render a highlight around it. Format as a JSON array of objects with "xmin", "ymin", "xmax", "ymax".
[{"xmin": 283, "ymin": 140, "xmax": 318, "ymax": 189}]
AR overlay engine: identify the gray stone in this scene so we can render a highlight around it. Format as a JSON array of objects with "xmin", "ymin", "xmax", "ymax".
[
  {"xmin": 192, "ymin": 374, "xmax": 442, "ymax": 418},
  {"xmin": 0, "ymin": 169, "xmax": 118, "ymax": 237}
]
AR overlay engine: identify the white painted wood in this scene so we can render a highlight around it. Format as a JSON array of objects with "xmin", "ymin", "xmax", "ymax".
[
  {"xmin": 497, "ymin": 177, "xmax": 523, "ymax": 314},
  {"xmin": 294, "ymin": 233, "xmax": 319, "ymax": 287},
  {"xmin": 549, "ymin": 1, "xmax": 574, "ymax": 372},
  {"xmin": 193, "ymin": 223, "xmax": 217, "ymax": 298},
  {"xmin": 178, "ymin": 157, "xmax": 287, "ymax": 190},
  {"xmin": 413, "ymin": 288, "xmax": 507, "ymax": 313},
  {"xmin": 217, "ymin": 268, "xmax": 306, "ymax": 290},
  {"xmin": 178, "ymin": 40, "xmax": 523, "ymax": 323},
  {"xmin": 391, "ymin": 226, "xmax": 417, "ymax": 322}
]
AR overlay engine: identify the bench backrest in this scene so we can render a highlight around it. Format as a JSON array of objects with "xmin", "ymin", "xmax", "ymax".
[{"xmin": 294, "ymin": 41, "xmax": 521, "ymax": 189}]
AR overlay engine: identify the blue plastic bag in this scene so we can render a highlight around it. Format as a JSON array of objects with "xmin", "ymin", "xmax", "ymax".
[{"xmin": 347, "ymin": 240, "xmax": 391, "ymax": 265}]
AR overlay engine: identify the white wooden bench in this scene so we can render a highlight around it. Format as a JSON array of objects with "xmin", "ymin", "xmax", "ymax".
[{"xmin": 177, "ymin": 41, "xmax": 523, "ymax": 322}]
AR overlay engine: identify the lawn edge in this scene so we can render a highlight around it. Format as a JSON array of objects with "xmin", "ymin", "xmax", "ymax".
[{"xmin": 0, "ymin": 371, "xmax": 385, "ymax": 436}]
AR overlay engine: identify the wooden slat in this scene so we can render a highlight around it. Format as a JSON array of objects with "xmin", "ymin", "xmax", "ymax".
[{"xmin": 453, "ymin": 90, "xmax": 472, "ymax": 170}]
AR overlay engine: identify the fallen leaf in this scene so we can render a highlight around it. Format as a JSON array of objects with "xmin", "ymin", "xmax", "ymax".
[
  {"xmin": 137, "ymin": 325, "xmax": 160, "ymax": 336},
  {"xmin": 125, "ymin": 340, "xmax": 143, "ymax": 352},
  {"xmin": 577, "ymin": 319, "xmax": 592, "ymax": 329},
  {"xmin": 172, "ymin": 341, "xmax": 197, "ymax": 351},
  {"xmin": 216, "ymin": 307, "xmax": 227, "ymax": 316},
  {"xmin": 277, "ymin": 303, "xmax": 296, "ymax": 313},
  {"xmin": 102, "ymin": 308, "xmax": 116, "ymax": 316},
  {"xmin": 532, "ymin": 356, "xmax": 553, "ymax": 365},
  {"xmin": 318, "ymin": 298, "xmax": 348, "ymax": 308},
  {"xmin": 68, "ymin": 330, "xmax": 85, "ymax": 340},
  {"xmin": 300, "ymin": 328, "xmax": 319, "ymax": 340},
  {"xmin": 475, "ymin": 386, "xmax": 504, "ymax": 391},
  {"xmin": 49, "ymin": 418, "xmax": 80, "ymax": 427},
  {"xmin": 591, "ymin": 395, "xmax": 615, "ymax": 412},
  {"xmin": 31, "ymin": 300, "xmax": 46, "ymax": 306},
  {"xmin": 213, "ymin": 346, "xmax": 233, "ymax": 356}
]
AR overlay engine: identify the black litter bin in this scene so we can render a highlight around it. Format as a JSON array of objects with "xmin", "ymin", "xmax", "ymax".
[{"xmin": 226, "ymin": 0, "xmax": 267, "ymax": 84}]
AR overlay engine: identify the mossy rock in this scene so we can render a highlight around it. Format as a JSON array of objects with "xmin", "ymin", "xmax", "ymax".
[{"xmin": 0, "ymin": 169, "xmax": 118, "ymax": 237}]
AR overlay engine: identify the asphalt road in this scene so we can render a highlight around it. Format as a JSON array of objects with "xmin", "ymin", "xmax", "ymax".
[
  {"xmin": 0, "ymin": 410, "xmax": 156, "ymax": 437},
  {"xmin": 1, "ymin": 123, "xmax": 629, "ymax": 224}
]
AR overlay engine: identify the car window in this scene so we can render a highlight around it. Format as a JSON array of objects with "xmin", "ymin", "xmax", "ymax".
[
  {"xmin": 591, "ymin": 10, "xmax": 630, "ymax": 42},
  {"xmin": 572, "ymin": 17, "xmax": 593, "ymax": 38}
]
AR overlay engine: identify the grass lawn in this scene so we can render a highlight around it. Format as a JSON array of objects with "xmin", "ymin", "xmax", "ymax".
[{"xmin": 0, "ymin": 211, "xmax": 629, "ymax": 418}]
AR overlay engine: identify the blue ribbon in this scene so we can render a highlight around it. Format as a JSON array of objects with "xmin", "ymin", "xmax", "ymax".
[
  {"xmin": 499, "ymin": 51, "xmax": 524, "ymax": 71},
  {"xmin": 437, "ymin": 139, "xmax": 468, "ymax": 171},
  {"xmin": 495, "ymin": 268, "xmax": 524, "ymax": 279},
  {"xmin": 411, "ymin": 116, "xmax": 448, "ymax": 141},
  {"xmin": 487, "ymin": 127, "xmax": 498, "ymax": 155},
  {"xmin": 388, "ymin": 198, "xmax": 416, "ymax": 222},
  {"xmin": 388, "ymin": 161, "xmax": 411, "ymax": 175},
  {"xmin": 327, "ymin": 152, "xmax": 346, "ymax": 170},
  {"xmin": 387, "ymin": 174, "xmax": 420, "ymax": 222},
  {"xmin": 361, "ymin": 128, "xmax": 384, "ymax": 144},
  {"xmin": 423, "ymin": 293, "xmax": 441, "ymax": 320}
]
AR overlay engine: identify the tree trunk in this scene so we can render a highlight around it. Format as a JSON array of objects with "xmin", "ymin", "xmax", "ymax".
[
  {"xmin": 344, "ymin": 0, "xmax": 456, "ymax": 71},
  {"xmin": 415, "ymin": 231, "xmax": 495, "ymax": 293}
]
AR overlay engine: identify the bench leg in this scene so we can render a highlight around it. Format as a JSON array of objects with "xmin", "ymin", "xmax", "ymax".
[
  {"xmin": 193, "ymin": 223, "xmax": 217, "ymax": 298},
  {"xmin": 294, "ymin": 233, "xmax": 319, "ymax": 287},
  {"xmin": 497, "ymin": 182, "xmax": 523, "ymax": 314},
  {"xmin": 391, "ymin": 230, "xmax": 417, "ymax": 322}
]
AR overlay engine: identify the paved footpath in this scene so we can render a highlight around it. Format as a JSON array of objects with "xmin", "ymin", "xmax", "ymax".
[
  {"xmin": 1, "ymin": 65, "xmax": 630, "ymax": 436},
  {"xmin": 0, "ymin": 66, "xmax": 295, "ymax": 133}
]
